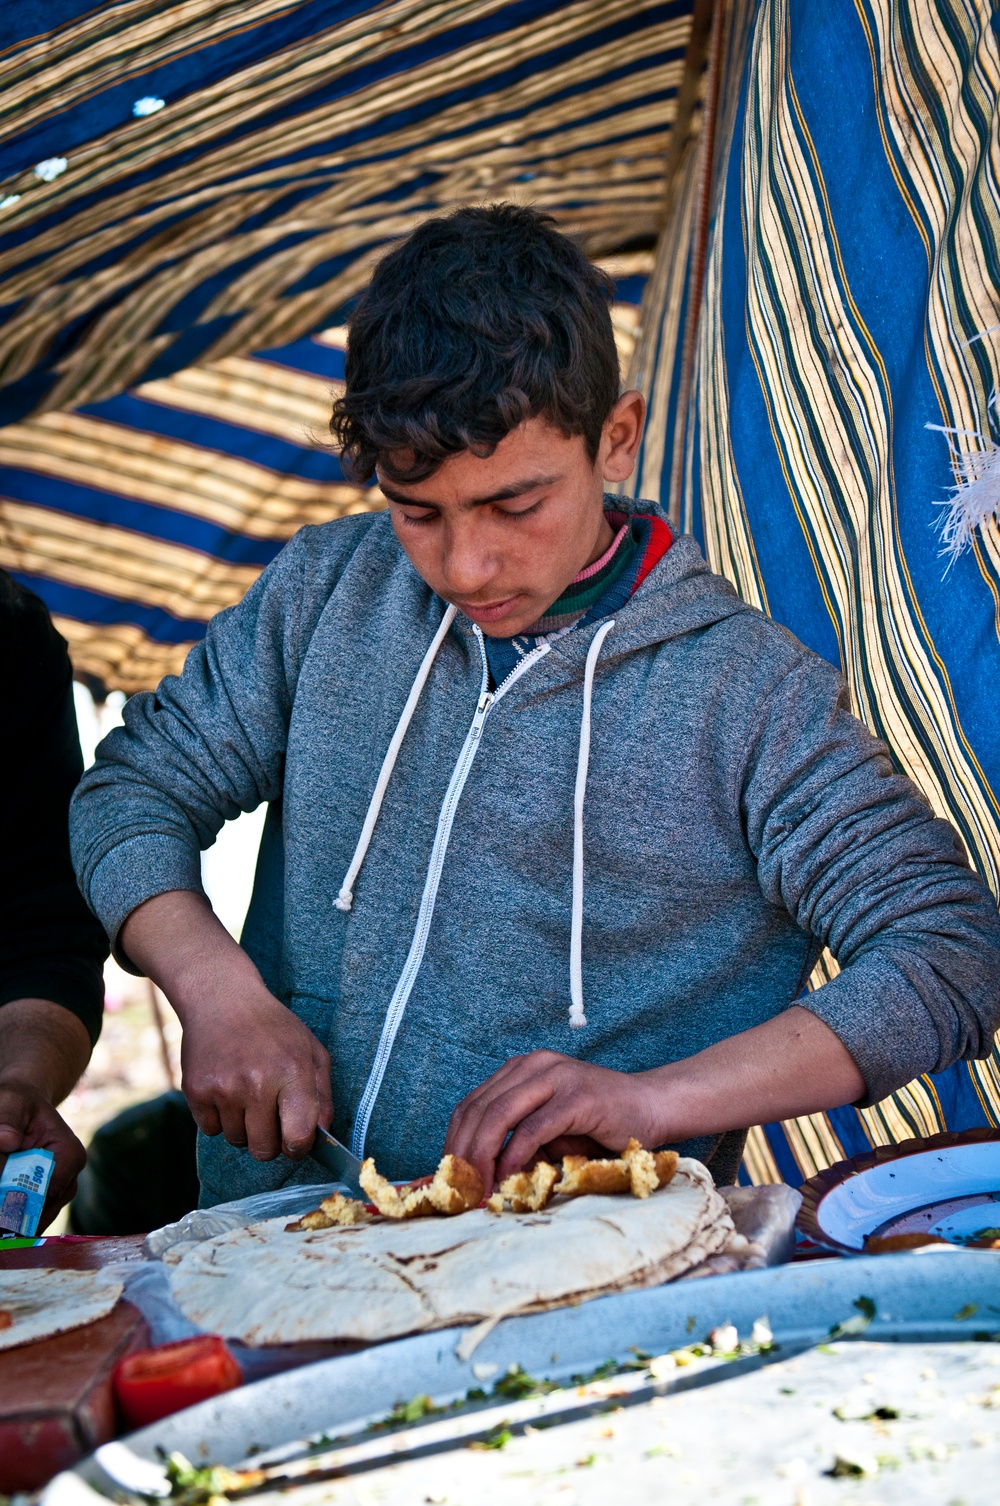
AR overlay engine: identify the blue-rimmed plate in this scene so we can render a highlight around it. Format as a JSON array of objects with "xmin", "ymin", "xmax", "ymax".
[{"xmin": 796, "ymin": 1127, "xmax": 1000, "ymax": 1255}]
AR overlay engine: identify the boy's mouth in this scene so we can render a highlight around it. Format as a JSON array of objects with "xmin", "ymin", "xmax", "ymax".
[{"xmin": 453, "ymin": 594, "xmax": 523, "ymax": 626}]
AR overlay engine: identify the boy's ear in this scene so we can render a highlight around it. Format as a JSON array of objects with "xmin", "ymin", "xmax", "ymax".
[{"xmin": 600, "ymin": 390, "xmax": 646, "ymax": 484}]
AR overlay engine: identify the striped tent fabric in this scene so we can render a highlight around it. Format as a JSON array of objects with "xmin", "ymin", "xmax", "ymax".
[
  {"xmin": 0, "ymin": 325, "xmax": 379, "ymax": 690},
  {"xmin": 6, "ymin": 0, "xmax": 998, "ymax": 1188},
  {"xmin": 628, "ymin": 0, "xmax": 1000, "ymax": 1184},
  {"xmin": 0, "ymin": 261, "xmax": 647, "ymax": 690},
  {"xmin": 0, "ymin": 0, "xmax": 696, "ymax": 688},
  {"xmin": 0, "ymin": 0, "xmax": 697, "ymax": 421}
]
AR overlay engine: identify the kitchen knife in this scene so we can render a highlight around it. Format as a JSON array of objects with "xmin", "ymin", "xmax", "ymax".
[{"xmin": 308, "ymin": 1124, "xmax": 365, "ymax": 1198}]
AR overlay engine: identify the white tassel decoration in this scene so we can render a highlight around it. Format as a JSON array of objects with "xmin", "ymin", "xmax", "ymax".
[{"xmin": 927, "ymin": 391, "xmax": 1000, "ymax": 570}]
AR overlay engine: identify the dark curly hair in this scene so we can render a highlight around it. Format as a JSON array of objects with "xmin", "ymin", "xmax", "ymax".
[{"xmin": 331, "ymin": 204, "xmax": 620, "ymax": 484}]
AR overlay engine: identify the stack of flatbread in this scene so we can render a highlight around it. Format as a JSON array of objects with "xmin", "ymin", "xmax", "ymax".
[
  {"xmin": 0, "ymin": 1268, "xmax": 123, "ymax": 1351},
  {"xmin": 167, "ymin": 1155, "xmax": 745, "ymax": 1348}
]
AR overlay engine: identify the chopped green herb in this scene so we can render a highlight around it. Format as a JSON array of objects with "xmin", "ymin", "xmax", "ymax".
[
  {"xmin": 492, "ymin": 1364, "xmax": 557, "ymax": 1400},
  {"xmin": 383, "ymin": 1393, "xmax": 440, "ymax": 1427},
  {"xmin": 954, "ymin": 1303, "xmax": 979, "ymax": 1322},
  {"xmin": 471, "ymin": 1425, "xmax": 512, "ymax": 1451},
  {"xmin": 158, "ymin": 1451, "xmax": 253, "ymax": 1504},
  {"xmin": 569, "ymin": 1358, "xmax": 618, "ymax": 1386},
  {"xmin": 829, "ymin": 1296, "xmax": 876, "ymax": 1339},
  {"xmin": 576, "ymin": 1453, "xmax": 597, "ymax": 1468},
  {"xmin": 826, "ymin": 1455, "xmax": 875, "ymax": 1478},
  {"xmin": 833, "ymin": 1403, "xmax": 900, "ymax": 1422}
]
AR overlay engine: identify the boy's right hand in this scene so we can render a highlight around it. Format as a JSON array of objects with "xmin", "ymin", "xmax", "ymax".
[
  {"xmin": 179, "ymin": 986, "xmax": 332, "ymax": 1160},
  {"xmin": 120, "ymin": 890, "xmax": 332, "ymax": 1161}
]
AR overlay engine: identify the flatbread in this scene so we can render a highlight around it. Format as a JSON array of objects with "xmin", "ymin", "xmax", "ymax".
[
  {"xmin": 168, "ymin": 1158, "xmax": 737, "ymax": 1347},
  {"xmin": 0, "ymin": 1268, "xmax": 124, "ymax": 1352}
]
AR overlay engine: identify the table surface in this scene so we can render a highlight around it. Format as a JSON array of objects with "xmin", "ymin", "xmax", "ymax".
[{"xmin": 0, "ymin": 1233, "xmax": 147, "ymax": 1270}]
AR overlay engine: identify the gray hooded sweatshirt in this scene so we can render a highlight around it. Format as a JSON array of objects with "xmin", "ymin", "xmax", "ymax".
[{"xmin": 70, "ymin": 497, "xmax": 1000, "ymax": 1200}]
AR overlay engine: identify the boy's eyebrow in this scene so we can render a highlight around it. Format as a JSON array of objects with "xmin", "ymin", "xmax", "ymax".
[{"xmin": 380, "ymin": 474, "xmax": 562, "ymax": 510}]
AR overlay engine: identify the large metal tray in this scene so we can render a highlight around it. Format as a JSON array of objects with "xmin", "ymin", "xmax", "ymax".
[{"xmin": 45, "ymin": 1247, "xmax": 1000, "ymax": 1502}]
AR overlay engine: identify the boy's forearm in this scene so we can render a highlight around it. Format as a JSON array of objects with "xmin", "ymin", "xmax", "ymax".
[
  {"xmin": 118, "ymin": 889, "xmax": 263, "ymax": 1019},
  {"xmin": 645, "ymin": 1005, "xmax": 866, "ymax": 1143},
  {"xmin": 119, "ymin": 889, "xmax": 333, "ymax": 1161},
  {"xmin": 0, "ymin": 999, "xmax": 92, "ymax": 1104}
]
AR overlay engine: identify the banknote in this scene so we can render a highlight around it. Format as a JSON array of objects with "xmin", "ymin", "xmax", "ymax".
[{"xmin": 0, "ymin": 1148, "xmax": 55, "ymax": 1237}]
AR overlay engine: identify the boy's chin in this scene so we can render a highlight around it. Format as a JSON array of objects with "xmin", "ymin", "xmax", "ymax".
[{"xmin": 477, "ymin": 610, "xmax": 540, "ymax": 638}]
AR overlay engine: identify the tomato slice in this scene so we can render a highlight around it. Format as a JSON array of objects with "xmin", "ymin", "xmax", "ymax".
[{"xmin": 113, "ymin": 1334, "xmax": 243, "ymax": 1427}]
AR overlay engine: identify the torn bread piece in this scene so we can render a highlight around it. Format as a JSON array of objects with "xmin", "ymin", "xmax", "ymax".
[
  {"xmin": 425, "ymin": 1154, "xmax": 485, "ymax": 1214},
  {"xmin": 554, "ymin": 1156, "xmax": 629, "ymax": 1197},
  {"xmin": 360, "ymin": 1153, "xmax": 484, "ymax": 1219},
  {"xmin": 486, "ymin": 1160, "xmax": 559, "ymax": 1214},
  {"xmin": 286, "ymin": 1192, "xmax": 372, "ymax": 1233},
  {"xmin": 554, "ymin": 1139, "xmax": 679, "ymax": 1200},
  {"xmin": 624, "ymin": 1140, "xmax": 679, "ymax": 1199}
]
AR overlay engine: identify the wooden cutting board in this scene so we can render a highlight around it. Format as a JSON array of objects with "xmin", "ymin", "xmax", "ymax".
[{"xmin": 0, "ymin": 1235, "xmax": 148, "ymax": 1491}]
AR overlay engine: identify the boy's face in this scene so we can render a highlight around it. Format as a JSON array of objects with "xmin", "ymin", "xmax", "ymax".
[{"xmin": 380, "ymin": 391, "xmax": 645, "ymax": 638}]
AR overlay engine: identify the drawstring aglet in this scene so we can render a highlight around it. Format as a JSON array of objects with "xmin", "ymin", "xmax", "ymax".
[
  {"xmin": 568, "ymin": 1003, "xmax": 588, "ymax": 1029},
  {"xmin": 335, "ymin": 888, "xmax": 354, "ymax": 912}
]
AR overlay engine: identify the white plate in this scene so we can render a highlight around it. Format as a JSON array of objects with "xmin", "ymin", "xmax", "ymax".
[{"xmin": 797, "ymin": 1130, "xmax": 1000, "ymax": 1254}]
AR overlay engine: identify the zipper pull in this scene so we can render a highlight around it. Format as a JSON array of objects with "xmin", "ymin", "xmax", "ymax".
[{"xmin": 471, "ymin": 691, "xmax": 494, "ymax": 738}]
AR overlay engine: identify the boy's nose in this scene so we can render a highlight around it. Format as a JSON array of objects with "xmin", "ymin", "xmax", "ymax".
[{"xmin": 439, "ymin": 534, "xmax": 498, "ymax": 597}]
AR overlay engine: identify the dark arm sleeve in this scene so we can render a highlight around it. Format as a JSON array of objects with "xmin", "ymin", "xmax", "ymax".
[{"xmin": 0, "ymin": 573, "xmax": 108, "ymax": 1044}]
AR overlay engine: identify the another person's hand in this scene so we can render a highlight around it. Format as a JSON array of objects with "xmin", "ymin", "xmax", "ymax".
[
  {"xmin": 0, "ymin": 1080, "xmax": 86, "ymax": 1230},
  {"xmin": 0, "ymin": 998, "xmax": 92, "ymax": 1229},
  {"xmin": 120, "ymin": 891, "xmax": 332, "ymax": 1162},
  {"xmin": 444, "ymin": 1050, "xmax": 662, "ymax": 1193},
  {"xmin": 179, "ymin": 983, "xmax": 333, "ymax": 1160}
]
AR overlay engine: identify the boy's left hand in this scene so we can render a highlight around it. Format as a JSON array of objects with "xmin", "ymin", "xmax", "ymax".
[
  {"xmin": 444, "ymin": 1008, "xmax": 868, "ymax": 1193},
  {"xmin": 443, "ymin": 1050, "xmax": 662, "ymax": 1193}
]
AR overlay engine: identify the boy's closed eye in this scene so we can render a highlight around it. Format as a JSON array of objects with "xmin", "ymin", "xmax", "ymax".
[{"xmin": 393, "ymin": 499, "xmax": 543, "ymax": 525}]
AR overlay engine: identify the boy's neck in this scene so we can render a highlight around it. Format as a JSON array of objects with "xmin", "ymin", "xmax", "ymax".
[{"xmin": 582, "ymin": 504, "xmax": 616, "ymax": 569}]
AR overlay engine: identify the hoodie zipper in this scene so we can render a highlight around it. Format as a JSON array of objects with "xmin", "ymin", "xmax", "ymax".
[{"xmin": 350, "ymin": 625, "xmax": 551, "ymax": 1159}]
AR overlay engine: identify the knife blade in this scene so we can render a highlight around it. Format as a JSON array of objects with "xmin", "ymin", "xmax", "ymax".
[{"xmin": 308, "ymin": 1124, "xmax": 365, "ymax": 1198}]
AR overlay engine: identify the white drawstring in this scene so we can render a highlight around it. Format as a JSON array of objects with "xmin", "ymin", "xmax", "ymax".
[
  {"xmin": 569, "ymin": 618, "xmax": 615, "ymax": 1028},
  {"xmin": 335, "ymin": 604, "xmax": 458, "ymax": 911}
]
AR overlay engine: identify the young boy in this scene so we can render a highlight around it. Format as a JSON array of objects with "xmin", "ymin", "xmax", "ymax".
[{"xmin": 70, "ymin": 206, "xmax": 1000, "ymax": 1204}]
